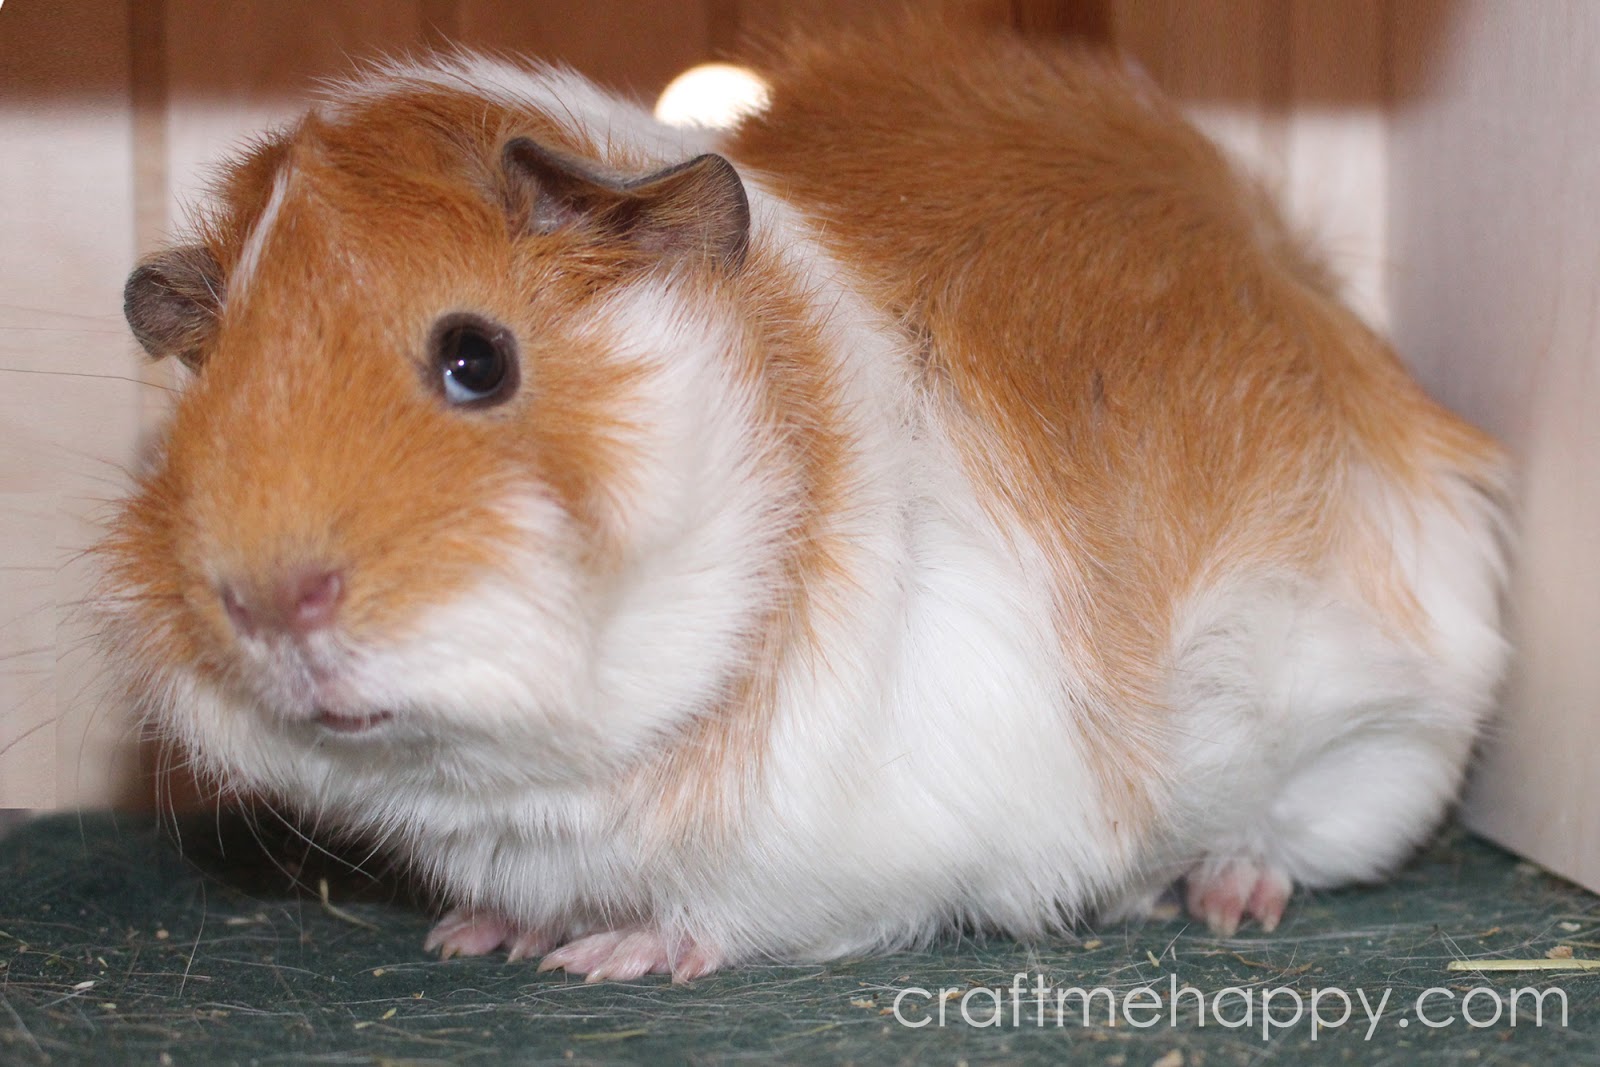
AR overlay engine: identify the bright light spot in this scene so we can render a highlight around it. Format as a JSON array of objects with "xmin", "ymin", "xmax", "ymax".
[{"xmin": 655, "ymin": 63, "xmax": 772, "ymax": 130}]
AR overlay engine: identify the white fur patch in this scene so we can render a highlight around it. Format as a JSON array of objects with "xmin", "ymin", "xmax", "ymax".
[{"xmin": 230, "ymin": 165, "xmax": 292, "ymax": 305}]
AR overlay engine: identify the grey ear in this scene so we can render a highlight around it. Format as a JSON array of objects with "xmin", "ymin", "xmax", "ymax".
[
  {"xmin": 124, "ymin": 245, "xmax": 224, "ymax": 370},
  {"xmin": 501, "ymin": 138, "xmax": 749, "ymax": 270}
]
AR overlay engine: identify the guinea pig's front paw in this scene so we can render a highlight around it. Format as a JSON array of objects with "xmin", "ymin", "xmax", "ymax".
[
  {"xmin": 535, "ymin": 926, "xmax": 722, "ymax": 984},
  {"xmin": 1184, "ymin": 858, "xmax": 1293, "ymax": 938},
  {"xmin": 423, "ymin": 907, "xmax": 557, "ymax": 961}
]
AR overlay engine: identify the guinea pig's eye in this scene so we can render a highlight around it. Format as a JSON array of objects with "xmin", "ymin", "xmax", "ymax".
[{"xmin": 430, "ymin": 314, "xmax": 519, "ymax": 407}]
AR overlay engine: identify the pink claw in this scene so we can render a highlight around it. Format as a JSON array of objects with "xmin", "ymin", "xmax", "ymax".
[
  {"xmin": 424, "ymin": 908, "xmax": 557, "ymax": 961},
  {"xmin": 1186, "ymin": 859, "xmax": 1293, "ymax": 937},
  {"xmin": 535, "ymin": 926, "xmax": 723, "ymax": 983},
  {"xmin": 424, "ymin": 908, "xmax": 515, "ymax": 959}
]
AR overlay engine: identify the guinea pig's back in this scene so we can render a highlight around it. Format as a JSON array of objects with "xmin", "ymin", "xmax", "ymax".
[{"xmin": 728, "ymin": 23, "xmax": 1505, "ymax": 686}]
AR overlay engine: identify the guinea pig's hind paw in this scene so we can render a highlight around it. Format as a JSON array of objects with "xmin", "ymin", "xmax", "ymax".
[
  {"xmin": 537, "ymin": 927, "xmax": 668, "ymax": 982},
  {"xmin": 424, "ymin": 907, "xmax": 554, "ymax": 960},
  {"xmin": 535, "ymin": 927, "xmax": 722, "ymax": 983},
  {"xmin": 1185, "ymin": 859, "xmax": 1293, "ymax": 938},
  {"xmin": 669, "ymin": 942, "xmax": 722, "ymax": 984}
]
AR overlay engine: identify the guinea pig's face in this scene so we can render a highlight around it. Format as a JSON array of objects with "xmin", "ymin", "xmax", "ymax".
[{"xmin": 99, "ymin": 96, "xmax": 778, "ymax": 805}]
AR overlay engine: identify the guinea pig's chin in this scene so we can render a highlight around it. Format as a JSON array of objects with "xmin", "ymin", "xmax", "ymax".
[
  {"xmin": 155, "ymin": 571, "xmax": 628, "ymax": 789},
  {"xmin": 158, "ymin": 665, "xmax": 619, "ymax": 797}
]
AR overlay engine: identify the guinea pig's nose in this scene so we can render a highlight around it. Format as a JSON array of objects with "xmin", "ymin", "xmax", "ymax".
[{"xmin": 220, "ymin": 568, "xmax": 345, "ymax": 638}]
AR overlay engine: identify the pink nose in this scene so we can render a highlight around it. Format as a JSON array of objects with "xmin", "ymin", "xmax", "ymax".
[{"xmin": 221, "ymin": 568, "xmax": 344, "ymax": 638}]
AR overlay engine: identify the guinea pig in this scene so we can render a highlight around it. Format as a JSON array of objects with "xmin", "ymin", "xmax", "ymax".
[{"xmin": 100, "ymin": 20, "xmax": 1510, "ymax": 982}]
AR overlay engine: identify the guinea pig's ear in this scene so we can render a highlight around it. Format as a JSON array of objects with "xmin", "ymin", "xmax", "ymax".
[
  {"xmin": 124, "ymin": 244, "xmax": 224, "ymax": 370},
  {"xmin": 501, "ymin": 138, "xmax": 749, "ymax": 271}
]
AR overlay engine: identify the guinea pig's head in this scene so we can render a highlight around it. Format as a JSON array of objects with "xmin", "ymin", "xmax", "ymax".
[{"xmin": 99, "ymin": 78, "xmax": 789, "ymax": 808}]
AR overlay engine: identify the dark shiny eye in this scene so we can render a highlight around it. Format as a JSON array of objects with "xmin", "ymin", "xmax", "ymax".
[{"xmin": 431, "ymin": 315, "xmax": 518, "ymax": 406}]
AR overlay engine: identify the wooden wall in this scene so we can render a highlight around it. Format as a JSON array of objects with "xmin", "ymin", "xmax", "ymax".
[
  {"xmin": 1388, "ymin": 0, "xmax": 1600, "ymax": 897},
  {"xmin": 4, "ymin": 2, "xmax": 1401, "ymax": 814},
  {"xmin": 2, "ymin": 0, "xmax": 145, "ymax": 809}
]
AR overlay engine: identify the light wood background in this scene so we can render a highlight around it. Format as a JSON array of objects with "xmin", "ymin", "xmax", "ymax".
[
  {"xmin": 1388, "ymin": 0, "xmax": 1600, "ymax": 898},
  {"xmin": 7, "ymin": 0, "xmax": 1585, "ymax": 898}
]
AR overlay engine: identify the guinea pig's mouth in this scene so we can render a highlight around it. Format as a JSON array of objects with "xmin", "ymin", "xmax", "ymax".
[{"xmin": 313, "ymin": 708, "xmax": 394, "ymax": 734}]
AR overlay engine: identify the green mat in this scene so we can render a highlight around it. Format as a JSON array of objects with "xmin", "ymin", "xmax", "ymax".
[{"xmin": 2, "ymin": 812, "xmax": 1597, "ymax": 1064}]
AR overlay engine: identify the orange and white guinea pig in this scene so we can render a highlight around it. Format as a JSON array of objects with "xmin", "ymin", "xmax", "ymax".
[{"xmin": 102, "ymin": 21, "xmax": 1510, "ymax": 981}]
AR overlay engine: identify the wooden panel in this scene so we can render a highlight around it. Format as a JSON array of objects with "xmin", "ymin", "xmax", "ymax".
[
  {"xmin": 1280, "ymin": 0, "xmax": 1390, "ymax": 329},
  {"xmin": 0, "ymin": 0, "xmax": 143, "ymax": 808},
  {"xmin": 1110, "ymin": 0, "xmax": 1290, "ymax": 167},
  {"xmin": 455, "ymin": 0, "xmax": 713, "ymax": 100},
  {"xmin": 1389, "ymin": 0, "xmax": 1600, "ymax": 895},
  {"xmin": 1012, "ymin": 0, "xmax": 1112, "ymax": 40},
  {"xmin": 713, "ymin": 0, "xmax": 1017, "ymax": 60},
  {"xmin": 0, "ymin": 497, "xmax": 56, "ymax": 808},
  {"xmin": 1110, "ymin": 0, "xmax": 1388, "ymax": 327},
  {"xmin": 161, "ymin": 1, "xmax": 433, "ymax": 210}
]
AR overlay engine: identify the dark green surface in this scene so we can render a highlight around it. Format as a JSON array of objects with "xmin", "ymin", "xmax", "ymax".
[{"xmin": 2, "ymin": 812, "xmax": 1598, "ymax": 1065}]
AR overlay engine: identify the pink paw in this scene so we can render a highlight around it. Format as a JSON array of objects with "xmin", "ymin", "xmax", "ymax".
[
  {"xmin": 423, "ymin": 907, "xmax": 557, "ymax": 961},
  {"xmin": 536, "ymin": 926, "xmax": 722, "ymax": 984},
  {"xmin": 1185, "ymin": 859, "xmax": 1293, "ymax": 937}
]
